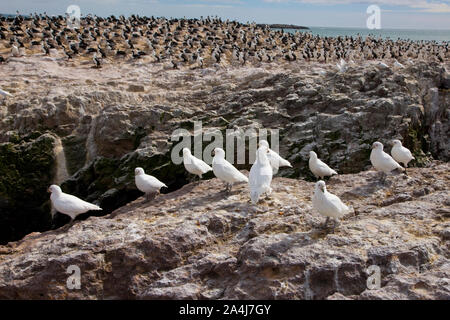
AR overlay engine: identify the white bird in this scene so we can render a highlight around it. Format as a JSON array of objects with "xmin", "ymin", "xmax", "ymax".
[
  {"xmin": 393, "ymin": 59, "xmax": 405, "ymax": 69},
  {"xmin": 11, "ymin": 45, "xmax": 20, "ymax": 57},
  {"xmin": 336, "ymin": 58, "xmax": 347, "ymax": 73},
  {"xmin": 309, "ymin": 151, "xmax": 338, "ymax": 180},
  {"xmin": 370, "ymin": 141, "xmax": 404, "ymax": 180},
  {"xmin": 182, "ymin": 148, "xmax": 212, "ymax": 180},
  {"xmin": 48, "ymin": 184, "xmax": 102, "ymax": 222},
  {"xmin": 259, "ymin": 140, "xmax": 292, "ymax": 173},
  {"xmin": 312, "ymin": 180, "xmax": 350, "ymax": 227},
  {"xmin": 377, "ymin": 61, "xmax": 390, "ymax": 69},
  {"xmin": 0, "ymin": 88, "xmax": 12, "ymax": 98},
  {"xmin": 212, "ymin": 147, "xmax": 248, "ymax": 193},
  {"xmin": 249, "ymin": 145, "xmax": 273, "ymax": 204},
  {"xmin": 391, "ymin": 140, "xmax": 414, "ymax": 172},
  {"xmin": 135, "ymin": 167, "xmax": 167, "ymax": 201}
]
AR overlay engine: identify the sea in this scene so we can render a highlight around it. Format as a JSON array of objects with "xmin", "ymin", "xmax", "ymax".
[{"xmin": 282, "ymin": 26, "xmax": 450, "ymax": 42}]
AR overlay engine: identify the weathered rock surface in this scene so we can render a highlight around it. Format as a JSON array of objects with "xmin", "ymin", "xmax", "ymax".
[
  {"xmin": 0, "ymin": 57, "xmax": 448, "ymax": 243},
  {"xmin": 0, "ymin": 162, "xmax": 448, "ymax": 300},
  {"xmin": 0, "ymin": 133, "xmax": 56, "ymax": 242}
]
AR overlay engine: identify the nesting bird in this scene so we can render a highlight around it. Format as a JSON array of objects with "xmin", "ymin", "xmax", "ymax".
[
  {"xmin": 182, "ymin": 148, "xmax": 212, "ymax": 180},
  {"xmin": 391, "ymin": 140, "xmax": 414, "ymax": 172},
  {"xmin": 249, "ymin": 145, "xmax": 273, "ymax": 204},
  {"xmin": 312, "ymin": 180, "xmax": 350, "ymax": 228},
  {"xmin": 212, "ymin": 147, "xmax": 248, "ymax": 193},
  {"xmin": 309, "ymin": 151, "xmax": 338, "ymax": 180},
  {"xmin": 48, "ymin": 184, "xmax": 102, "ymax": 222},
  {"xmin": 0, "ymin": 14, "xmax": 446, "ymax": 69},
  {"xmin": 134, "ymin": 167, "xmax": 167, "ymax": 201}
]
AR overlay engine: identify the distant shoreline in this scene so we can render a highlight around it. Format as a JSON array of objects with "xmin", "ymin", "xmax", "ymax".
[{"xmin": 257, "ymin": 24, "xmax": 310, "ymax": 30}]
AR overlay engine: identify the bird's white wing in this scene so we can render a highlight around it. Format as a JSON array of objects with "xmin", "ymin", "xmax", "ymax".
[
  {"xmin": 266, "ymin": 151, "xmax": 279, "ymax": 169},
  {"xmin": 326, "ymin": 193, "xmax": 349, "ymax": 214},
  {"xmin": 191, "ymin": 155, "xmax": 212, "ymax": 173},
  {"xmin": 249, "ymin": 164, "xmax": 258, "ymax": 187},
  {"xmin": 380, "ymin": 151, "xmax": 402, "ymax": 170},
  {"xmin": 267, "ymin": 149, "xmax": 291, "ymax": 168},
  {"xmin": 317, "ymin": 159, "xmax": 337, "ymax": 175},
  {"xmin": 220, "ymin": 160, "xmax": 248, "ymax": 182},
  {"xmin": 56, "ymin": 194, "xmax": 102, "ymax": 214},
  {"xmin": 402, "ymin": 146, "xmax": 414, "ymax": 159},
  {"xmin": 143, "ymin": 174, "xmax": 167, "ymax": 188}
]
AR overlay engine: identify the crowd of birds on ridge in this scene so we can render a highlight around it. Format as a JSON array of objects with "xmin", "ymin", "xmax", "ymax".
[
  {"xmin": 49, "ymin": 139, "xmax": 415, "ymax": 229},
  {"xmin": 0, "ymin": 13, "xmax": 448, "ymax": 71}
]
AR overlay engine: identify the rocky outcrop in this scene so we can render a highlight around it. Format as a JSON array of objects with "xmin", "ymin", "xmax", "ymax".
[
  {"xmin": 0, "ymin": 132, "xmax": 56, "ymax": 243},
  {"xmin": 0, "ymin": 162, "xmax": 448, "ymax": 299},
  {"xmin": 0, "ymin": 57, "xmax": 448, "ymax": 243}
]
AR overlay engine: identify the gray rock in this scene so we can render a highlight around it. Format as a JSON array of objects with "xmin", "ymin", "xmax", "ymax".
[
  {"xmin": 0, "ymin": 162, "xmax": 448, "ymax": 300},
  {"xmin": 0, "ymin": 61, "xmax": 447, "ymax": 246}
]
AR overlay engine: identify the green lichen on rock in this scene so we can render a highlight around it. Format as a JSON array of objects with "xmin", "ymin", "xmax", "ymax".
[
  {"xmin": 0, "ymin": 132, "xmax": 56, "ymax": 244},
  {"xmin": 405, "ymin": 125, "xmax": 431, "ymax": 167}
]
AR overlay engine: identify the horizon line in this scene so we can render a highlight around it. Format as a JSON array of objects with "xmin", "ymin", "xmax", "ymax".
[{"xmin": 2, "ymin": 12, "xmax": 450, "ymax": 31}]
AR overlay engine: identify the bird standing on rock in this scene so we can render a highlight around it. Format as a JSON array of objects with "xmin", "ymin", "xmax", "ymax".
[
  {"xmin": 11, "ymin": 45, "xmax": 21, "ymax": 57},
  {"xmin": 391, "ymin": 140, "xmax": 414, "ymax": 174},
  {"xmin": 212, "ymin": 147, "xmax": 248, "ymax": 193},
  {"xmin": 48, "ymin": 185, "xmax": 102, "ymax": 223},
  {"xmin": 259, "ymin": 140, "xmax": 292, "ymax": 174},
  {"xmin": 309, "ymin": 151, "xmax": 338, "ymax": 180},
  {"xmin": 312, "ymin": 180, "xmax": 350, "ymax": 228},
  {"xmin": 370, "ymin": 141, "xmax": 404, "ymax": 182},
  {"xmin": 182, "ymin": 148, "xmax": 212, "ymax": 180},
  {"xmin": 249, "ymin": 145, "xmax": 273, "ymax": 204},
  {"xmin": 134, "ymin": 167, "xmax": 167, "ymax": 201}
]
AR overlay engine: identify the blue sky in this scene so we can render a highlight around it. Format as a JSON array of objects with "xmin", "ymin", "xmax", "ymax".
[{"xmin": 1, "ymin": 0, "xmax": 450, "ymax": 29}]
